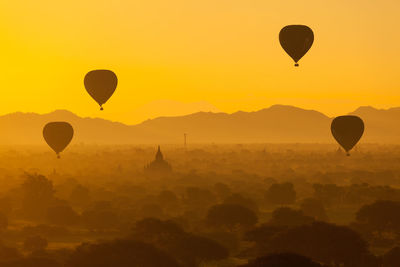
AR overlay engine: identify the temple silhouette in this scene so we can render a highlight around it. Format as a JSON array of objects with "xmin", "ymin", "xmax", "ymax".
[{"xmin": 144, "ymin": 146, "xmax": 172, "ymax": 175}]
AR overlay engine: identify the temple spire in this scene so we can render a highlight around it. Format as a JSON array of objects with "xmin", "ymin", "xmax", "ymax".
[
  {"xmin": 155, "ymin": 145, "xmax": 164, "ymax": 161},
  {"xmin": 144, "ymin": 145, "xmax": 172, "ymax": 176}
]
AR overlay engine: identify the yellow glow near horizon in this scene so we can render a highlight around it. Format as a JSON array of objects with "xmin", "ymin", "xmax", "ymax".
[{"xmin": 0, "ymin": 0, "xmax": 399, "ymax": 124}]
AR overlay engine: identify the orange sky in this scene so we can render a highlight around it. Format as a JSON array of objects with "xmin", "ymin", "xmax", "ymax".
[{"xmin": 0, "ymin": 0, "xmax": 399, "ymax": 124}]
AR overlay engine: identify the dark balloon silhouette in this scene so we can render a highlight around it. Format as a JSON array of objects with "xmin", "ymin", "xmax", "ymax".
[
  {"xmin": 279, "ymin": 25, "xmax": 314, "ymax": 67},
  {"xmin": 331, "ymin": 115, "xmax": 364, "ymax": 156},
  {"xmin": 84, "ymin": 70, "xmax": 118, "ymax": 110},
  {"xmin": 43, "ymin": 122, "xmax": 74, "ymax": 158}
]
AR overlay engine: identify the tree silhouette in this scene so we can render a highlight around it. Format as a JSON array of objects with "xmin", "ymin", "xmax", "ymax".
[
  {"xmin": 167, "ymin": 233, "xmax": 228, "ymax": 267},
  {"xmin": 355, "ymin": 200, "xmax": 400, "ymax": 232},
  {"xmin": 20, "ymin": 174, "xmax": 56, "ymax": 219},
  {"xmin": 352, "ymin": 200, "xmax": 400, "ymax": 247},
  {"xmin": 69, "ymin": 185, "xmax": 91, "ymax": 208},
  {"xmin": 223, "ymin": 193, "xmax": 259, "ymax": 213},
  {"xmin": 300, "ymin": 198, "xmax": 328, "ymax": 221},
  {"xmin": 139, "ymin": 203, "xmax": 165, "ymax": 219},
  {"xmin": 157, "ymin": 190, "xmax": 180, "ymax": 213},
  {"xmin": 246, "ymin": 221, "xmax": 379, "ymax": 266},
  {"xmin": 214, "ymin": 183, "xmax": 232, "ymax": 200},
  {"xmin": 132, "ymin": 218, "xmax": 184, "ymax": 243},
  {"xmin": 268, "ymin": 222, "xmax": 378, "ymax": 266},
  {"xmin": 206, "ymin": 204, "xmax": 258, "ymax": 231},
  {"xmin": 240, "ymin": 252, "xmax": 322, "ymax": 267},
  {"xmin": 383, "ymin": 246, "xmax": 400, "ymax": 267},
  {"xmin": 245, "ymin": 225, "xmax": 288, "ymax": 257},
  {"xmin": 0, "ymin": 257, "xmax": 61, "ymax": 267},
  {"xmin": 184, "ymin": 187, "xmax": 216, "ymax": 213},
  {"xmin": 265, "ymin": 183, "xmax": 296, "ymax": 205},
  {"xmin": 269, "ymin": 207, "xmax": 314, "ymax": 227},
  {"xmin": 312, "ymin": 184, "xmax": 344, "ymax": 207},
  {"xmin": 131, "ymin": 218, "xmax": 228, "ymax": 267},
  {"xmin": 66, "ymin": 239, "xmax": 181, "ymax": 267}
]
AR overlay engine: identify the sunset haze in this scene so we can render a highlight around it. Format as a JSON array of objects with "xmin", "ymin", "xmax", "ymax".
[{"xmin": 0, "ymin": 0, "xmax": 399, "ymax": 123}]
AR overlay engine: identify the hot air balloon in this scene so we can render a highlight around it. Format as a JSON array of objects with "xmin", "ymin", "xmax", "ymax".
[
  {"xmin": 331, "ymin": 116, "xmax": 364, "ymax": 156},
  {"xmin": 279, "ymin": 25, "xmax": 314, "ymax": 67},
  {"xmin": 43, "ymin": 122, "xmax": 74, "ymax": 158},
  {"xmin": 84, "ymin": 70, "xmax": 118, "ymax": 110}
]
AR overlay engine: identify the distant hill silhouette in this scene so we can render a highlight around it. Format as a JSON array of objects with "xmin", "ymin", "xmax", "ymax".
[
  {"xmin": 137, "ymin": 105, "xmax": 331, "ymax": 143},
  {"xmin": 350, "ymin": 106, "xmax": 400, "ymax": 143},
  {"xmin": 125, "ymin": 100, "xmax": 221, "ymax": 123},
  {"xmin": 0, "ymin": 105, "xmax": 399, "ymax": 144}
]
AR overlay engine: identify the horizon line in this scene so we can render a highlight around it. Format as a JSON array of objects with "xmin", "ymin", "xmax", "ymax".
[{"xmin": 0, "ymin": 104, "xmax": 393, "ymax": 126}]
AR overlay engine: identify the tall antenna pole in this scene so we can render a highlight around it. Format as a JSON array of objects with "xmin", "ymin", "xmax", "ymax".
[{"xmin": 184, "ymin": 133, "xmax": 187, "ymax": 150}]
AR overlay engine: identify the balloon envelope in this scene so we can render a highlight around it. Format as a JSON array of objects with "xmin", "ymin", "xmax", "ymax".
[
  {"xmin": 43, "ymin": 122, "xmax": 74, "ymax": 157},
  {"xmin": 279, "ymin": 25, "xmax": 314, "ymax": 66},
  {"xmin": 331, "ymin": 116, "xmax": 364, "ymax": 155},
  {"xmin": 84, "ymin": 70, "xmax": 118, "ymax": 110}
]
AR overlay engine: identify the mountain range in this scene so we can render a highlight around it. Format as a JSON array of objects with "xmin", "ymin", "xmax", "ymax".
[
  {"xmin": 1, "ymin": 105, "xmax": 399, "ymax": 145},
  {"xmin": 123, "ymin": 100, "xmax": 221, "ymax": 123}
]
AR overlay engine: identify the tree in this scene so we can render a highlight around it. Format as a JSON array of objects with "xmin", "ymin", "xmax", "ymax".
[
  {"xmin": 269, "ymin": 207, "xmax": 314, "ymax": 227},
  {"xmin": 132, "ymin": 218, "xmax": 184, "ymax": 243},
  {"xmin": 240, "ymin": 253, "xmax": 322, "ymax": 267},
  {"xmin": 131, "ymin": 218, "xmax": 228, "ymax": 267},
  {"xmin": 223, "ymin": 193, "xmax": 259, "ymax": 213},
  {"xmin": 20, "ymin": 174, "xmax": 55, "ymax": 219},
  {"xmin": 69, "ymin": 185, "xmax": 91, "ymax": 208},
  {"xmin": 214, "ymin": 183, "xmax": 231, "ymax": 200},
  {"xmin": 268, "ymin": 222, "xmax": 378, "ymax": 266},
  {"xmin": 383, "ymin": 246, "xmax": 400, "ymax": 267},
  {"xmin": 246, "ymin": 225, "xmax": 287, "ymax": 244},
  {"xmin": 244, "ymin": 225, "xmax": 288, "ymax": 257},
  {"xmin": 157, "ymin": 190, "xmax": 180, "ymax": 213},
  {"xmin": 300, "ymin": 198, "xmax": 328, "ymax": 221},
  {"xmin": 0, "ymin": 257, "xmax": 61, "ymax": 267},
  {"xmin": 352, "ymin": 201, "xmax": 400, "ymax": 247},
  {"xmin": 206, "ymin": 204, "xmax": 258, "ymax": 231},
  {"xmin": 312, "ymin": 183, "xmax": 344, "ymax": 207},
  {"xmin": 265, "ymin": 183, "xmax": 296, "ymax": 205},
  {"xmin": 355, "ymin": 200, "xmax": 400, "ymax": 232},
  {"xmin": 202, "ymin": 230, "xmax": 240, "ymax": 255},
  {"xmin": 66, "ymin": 239, "xmax": 181, "ymax": 267},
  {"xmin": 169, "ymin": 234, "xmax": 228, "ymax": 267},
  {"xmin": 184, "ymin": 187, "xmax": 217, "ymax": 213},
  {"xmin": 81, "ymin": 201, "xmax": 119, "ymax": 229},
  {"xmin": 139, "ymin": 204, "xmax": 164, "ymax": 219}
]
